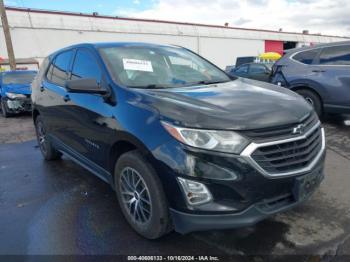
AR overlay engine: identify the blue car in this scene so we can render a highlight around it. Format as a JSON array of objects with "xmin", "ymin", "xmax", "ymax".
[
  {"xmin": 0, "ymin": 70, "xmax": 37, "ymax": 117},
  {"xmin": 271, "ymin": 41, "xmax": 350, "ymax": 117}
]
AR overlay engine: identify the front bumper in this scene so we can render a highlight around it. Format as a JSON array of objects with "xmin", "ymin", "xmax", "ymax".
[
  {"xmin": 152, "ymin": 124, "xmax": 326, "ymax": 234},
  {"xmin": 3, "ymin": 97, "xmax": 32, "ymax": 113},
  {"xmin": 171, "ymin": 166, "xmax": 324, "ymax": 234}
]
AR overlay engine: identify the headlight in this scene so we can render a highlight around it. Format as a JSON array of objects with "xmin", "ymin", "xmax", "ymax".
[
  {"xmin": 5, "ymin": 92, "xmax": 26, "ymax": 99},
  {"xmin": 162, "ymin": 121, "xmax": 249, "ymax": 154}
]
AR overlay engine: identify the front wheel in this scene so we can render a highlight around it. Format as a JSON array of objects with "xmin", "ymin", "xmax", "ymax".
[
  {"xmin": 114, "ymin": 150, "xmax": 172, "ymax": 239},
  {"xmin": 1, "ymin": 99, "xmax": 10, "ymax": 118},
  {"xmin": 296, "ymin": 89, "xmax": 323, "ymax": 118}
]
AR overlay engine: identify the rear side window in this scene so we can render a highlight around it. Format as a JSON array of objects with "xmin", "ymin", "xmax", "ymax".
[
  {"xmin": 319, "ymin": 45, "xmax": 350, "ymax": 65},
  {"xmin": 235, "ymin": 65, "xmax": 248, "ymax": 73},
  {"xmin": 249, "ymin": 64, "xmax": 266, "ymax": 73},
  {"xmin": 47, "ymin": 50, "xmax": 73, "ymax": 86},
  {"xmin": 292, "ymin": 49, "xmax": 319, "ymax": 65},
  {"xmin": 71, "ymin": 49, "xmax": 101, "ymax": 83}
]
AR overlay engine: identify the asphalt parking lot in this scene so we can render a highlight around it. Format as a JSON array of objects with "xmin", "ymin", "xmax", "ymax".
[{"xmin": 0, "ymin": 114, "xmax": 349, "ymax": 260}]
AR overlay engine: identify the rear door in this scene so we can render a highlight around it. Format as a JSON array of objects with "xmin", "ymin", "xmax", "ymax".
[
  {"xmin": 313, "ymin": 45, "xmax": 350, "ymax": 110},
  {"xmin": 40, "ymin": 50, "xmax": 74, "ymax": 141}
]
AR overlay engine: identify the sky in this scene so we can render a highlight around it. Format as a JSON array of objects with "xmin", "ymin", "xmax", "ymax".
[{"xmin": 4, "ymin": 0, "xmax": 350, "ymax": 37}]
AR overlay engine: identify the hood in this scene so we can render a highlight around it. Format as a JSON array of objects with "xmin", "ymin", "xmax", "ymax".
[
  {"xmin": 1, "ymin": 83, "xmax": 31, "ymax": 95},
  {"xmin": 134, "ymin": 78, "xmax": 313, "ymax": 130}
]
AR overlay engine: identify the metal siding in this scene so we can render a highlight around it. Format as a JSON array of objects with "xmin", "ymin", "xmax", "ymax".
[
  {"xmin": 200, "ymin": 38, "xmax": 264, "ymax": 68},
  {"xmin": 0, "ymin": 9, "xmax": 348, "ymax": 69}
]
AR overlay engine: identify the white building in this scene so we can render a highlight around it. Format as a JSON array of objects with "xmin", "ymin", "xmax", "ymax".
[{"xmin": 0, "ymin": 7, "xmax": 349, "ymax": 69}]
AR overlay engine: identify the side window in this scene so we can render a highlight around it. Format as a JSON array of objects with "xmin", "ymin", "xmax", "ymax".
[
  {"xmin": 292, "ymin": 49, "xmax": 319, "ymax": 65},
  {"xmin": 249, "ymin": 64, "xmax": 267, "ymax": 73},
  {"xmin": 71, "ymin": 49, "xmax": 101, "ymax": 83},
  {"xmin": 48, "ymin": 51, "xmax": 73, "ymax": 86},
  {"xmin": 319, "ymin": 45, "xmax": 350, "ymax": 65},
  {"xmin": 235, "ymin": 65, "xmax": 248, "ymax": 73}
]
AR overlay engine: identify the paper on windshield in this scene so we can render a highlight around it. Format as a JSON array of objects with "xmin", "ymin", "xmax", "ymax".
[{"xmin": 122, "ymin": 58, "xmax": 153, "ymax": 72}]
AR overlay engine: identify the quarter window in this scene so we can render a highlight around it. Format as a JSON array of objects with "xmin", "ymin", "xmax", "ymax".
[
  {"xmin": 319, "ymin": 45, "xmax": 350, "ymax": 65},
  {"xmin": 47, "ymin": 50, "xmax": 73, "ymax": 86},
  {"xmin": 292, "ymin": 49, "xmax": 319, "ymax": 65},
  {"xmin": 71, "ymin": 49, "xmax": 102, "ymax": 83}
]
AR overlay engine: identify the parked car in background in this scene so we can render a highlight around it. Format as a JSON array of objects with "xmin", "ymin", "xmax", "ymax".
[
  {"xmin": 228, "ymin": 62, "xmax": 272, "ymax": 82},
  {"xmin": 0, "ymin": 70, "xmax": 37, "ymax": 117},
  {"xmin": 271, "ymin": 41, "xmax": 350, "ymax": 117},
  {"xmin": 32, "ymin": 43, "xmax": 325, "ymax": 239},
  {"xmin": 235, "ymin": 56, "xmax": 256, "ymax": 67}
]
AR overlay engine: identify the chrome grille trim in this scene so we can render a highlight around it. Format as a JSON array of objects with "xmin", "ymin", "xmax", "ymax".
[
  {"xmin": 240, "ymin": 122, "xmax": 325, "ymax": 178},
  {"xmin": 241, "ymin": 112, "xmax": 319, "ymax": 142}
]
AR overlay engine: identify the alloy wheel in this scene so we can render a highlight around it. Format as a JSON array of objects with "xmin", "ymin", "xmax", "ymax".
[
  {"xmin": 119, "ymin": 167, "xmax": 152, "ymax": 224},
  {"xmin": 304, "ymin": 96, "xmax": 314, "ymax": 106},
  {"xmin": 36, "ymin": 121, "xmax": 47, "ymax": 154}
]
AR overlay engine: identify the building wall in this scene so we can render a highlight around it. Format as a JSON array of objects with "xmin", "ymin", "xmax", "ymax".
[{"xmin": 0, "ymin": 8, "xmax": 348, "ymax": 69}]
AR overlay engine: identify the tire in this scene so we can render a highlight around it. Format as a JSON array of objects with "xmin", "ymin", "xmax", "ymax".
[
  {"xmin": 296, "ymin": 89, "xmax": 323, "ymax": 117},
  {"xmin": 1, "ymin": 99, "xmax": 10, "ymax": 118},
  {"xmin": 114, "ymin": 150, "xmax": 172, "ymax": 239},
  {"xmin": 34, "ymin": 115, "xmax": 62, "ymax": 160}
]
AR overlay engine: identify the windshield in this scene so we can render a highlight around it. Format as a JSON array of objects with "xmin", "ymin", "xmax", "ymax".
[
  {"xmin": 3, "ymin": 73, "xmax": 36, "ymax": 85},
  {"xmin": 99, "ymin": 45, "xmax": 231, "ymax": 88}
]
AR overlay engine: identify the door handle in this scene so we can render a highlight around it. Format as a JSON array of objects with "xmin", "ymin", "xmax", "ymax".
[
  {"xmin": 63, "ymin": 94, "xmax": 70, "ymax": 102},
  {"xmin": 40, "ymin": 86, "xmax": 45, "ymax": 92},
  {"xmin": 312, "ymin": 69, "xmax": 326, "ymax": 73}
]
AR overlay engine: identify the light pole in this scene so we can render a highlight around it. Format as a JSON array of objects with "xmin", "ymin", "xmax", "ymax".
[{"xmin": 0, "ymin": 0, "xmax": 16, "ymax": 70}]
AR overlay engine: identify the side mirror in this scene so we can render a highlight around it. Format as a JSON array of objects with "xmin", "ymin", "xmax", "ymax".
[{"xmin": 65, "ymin": 78, "xmax": 108, "ymax": 95}]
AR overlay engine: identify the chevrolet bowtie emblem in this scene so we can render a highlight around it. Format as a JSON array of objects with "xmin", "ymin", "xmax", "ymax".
[{"xmin": 292, "ymin": 124, "xmax": 305, "ymax": 135}]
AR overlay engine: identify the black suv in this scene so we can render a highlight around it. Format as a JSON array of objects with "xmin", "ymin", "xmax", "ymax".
[
  {"xmin": 271, "ymin": 41, "xmax": 350, "ymax": 117},
  {"xmin": 32, "ymin": 43, "xmax": 326, "ymax": 239}
]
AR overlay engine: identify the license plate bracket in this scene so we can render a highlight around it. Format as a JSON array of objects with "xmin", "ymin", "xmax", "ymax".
[{"xmin": 293, "ymin": 170, "xmax": 323, "ymax": 201}]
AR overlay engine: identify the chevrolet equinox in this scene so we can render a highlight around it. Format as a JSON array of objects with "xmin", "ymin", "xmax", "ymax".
[{"xmin": 32, "ymin": 43, "xmax": 326, "ymax": 239}]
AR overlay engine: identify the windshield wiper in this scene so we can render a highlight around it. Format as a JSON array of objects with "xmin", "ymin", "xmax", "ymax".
[
  {"xmin": 190, "ymin": 80, "xmax": 230, "ymax": 86},
  {"xmin": 128, "ymin": 84, "xmax": 168, "ymax": 89}
]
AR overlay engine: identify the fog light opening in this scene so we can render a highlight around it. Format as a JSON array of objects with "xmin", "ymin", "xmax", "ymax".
[{"xmin": 178, "ymin": 177, "xmax": 212, "ymax": 206}]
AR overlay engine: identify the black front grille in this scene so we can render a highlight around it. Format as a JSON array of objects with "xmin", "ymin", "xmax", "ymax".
[
  {"xmin": 242, "ymin": 112, "xmax": 319, "ymax": 142},
  {"xmin": 257, "ymin": 193, "xmax": 294, "ymax": 212},
  {"xmin": 251, "ymin": 126, "xmax": 322, "ymax": 174}
]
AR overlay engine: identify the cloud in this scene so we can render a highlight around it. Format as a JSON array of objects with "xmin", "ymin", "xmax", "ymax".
[
  {"xmin": 234, "ymin": 18, "xmax": 251, "ymax": 26},
  {"xmin": 4, "ymin": 0, "xmax": 20, "ymax": 5},
  {"xmin": 123, "ymin": 0, "xmax": 350, "ymax": 36}
]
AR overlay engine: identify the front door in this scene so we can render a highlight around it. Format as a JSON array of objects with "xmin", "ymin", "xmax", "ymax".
[{"xmin": 58, "ymin": 48, "xmax": 117, "ymax": 172}]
